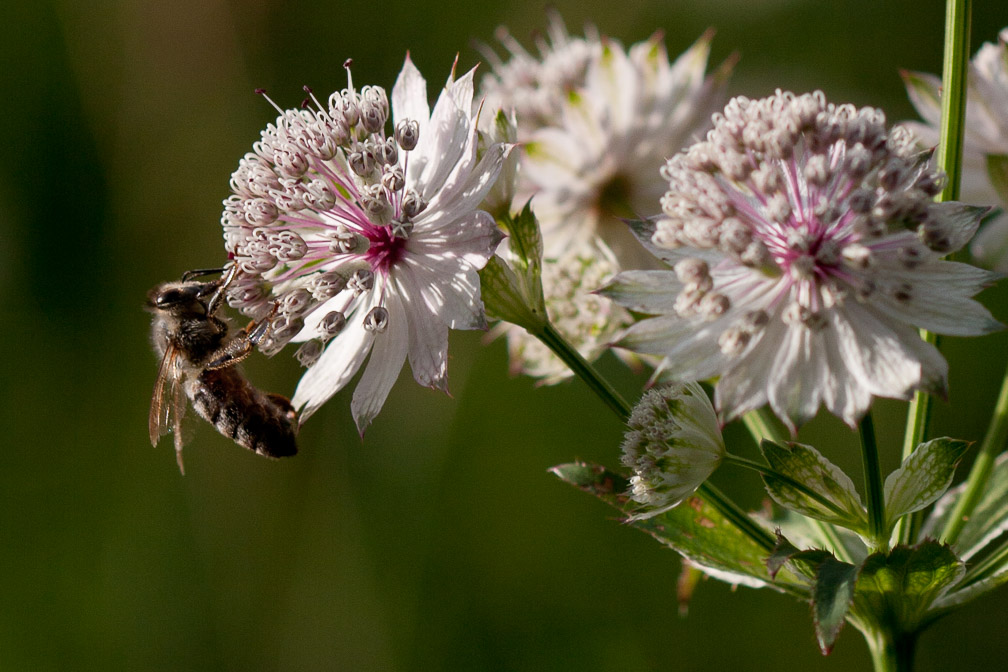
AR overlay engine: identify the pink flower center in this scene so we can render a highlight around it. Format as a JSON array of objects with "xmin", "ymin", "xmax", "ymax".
[{"xmin": 364, "ymin": 225, "xmax": 406, "ymax": 273}]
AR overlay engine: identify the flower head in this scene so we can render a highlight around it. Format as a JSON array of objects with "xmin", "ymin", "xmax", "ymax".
[
  {"xmin": 621, "ymin": 382, "xmax": 724, "ymax": 519},
  {"xmin": 480, "ymin": 17, "xmax": 731, "ymax": 379},
  {"xmin": 604, "ymin": 90, "xmax": 1001, "ymax": 430},
  {"xmin": 904, "ymin": 28, "xmax": 1008, "ymax": 270},
  {"xmin": 222, "ymin": 56, "xmax": 510, "ymax": 431}
]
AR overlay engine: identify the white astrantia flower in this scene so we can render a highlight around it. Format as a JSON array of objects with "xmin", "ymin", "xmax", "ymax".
[
  {"xmin": 221, "ymin": 56, "xmax": 511, "ymax": 432},
  {"xmin": 479, "ymin": 16, "xmax": 732, "ymax": 380},
  {"xmin": 603, "ymin": 90, "xmax": 1002, "ymax": 430},
  {"xmin": 904, "ymin": 28, "xmax": 1008, "ymax": 270},
  {"xmin": 621, "ymin": 382, "xmax": 725, "ymax": 519}
]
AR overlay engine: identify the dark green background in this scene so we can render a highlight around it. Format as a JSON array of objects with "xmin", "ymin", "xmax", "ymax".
[{"xmin": 3, "ymin": 1, "xmax": 1007, "ymax": 669}]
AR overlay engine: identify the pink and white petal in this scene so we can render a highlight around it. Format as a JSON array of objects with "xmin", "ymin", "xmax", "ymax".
[
  {"xmin": 399, "ymin": 283, "xmax": 451, "ymax": 391},
  {"xmin": 616, "ymin": 315, "xmax": 726, "ymax": 382},
  {"xmin": 392, "ymin": 54, "xmax": 430, "ymax": 133},
  {"xmin": 396, "ymin": 259, "xmax": 486, "ymax": 330},
  {"xmin": 765, "ymin": 326, "xmax": 826, "ymax": 429},
  {"xmin": 408, "ymin": 210, "xmax": 502, "ymax": 270},
  {"xmin": 410, "ymin": 81, "xmax": 472, "ymax": 197},
  {"xmin": 600, "ymin": 270, "xmax": 684, "ymax": 314},
  {"xmin": 350, "ymin": 294, "xmax": 410, "ymax": 433},
  {"xmin": 416, "ymin": 144, "xmax": 511, "ymax": 231},
  {"xmin": 292, "ymin": 303, "xmax": 377, "ymax": 422},
  {"xmin": 821, "ymin": 323, "xmax": 874, "ymax": 427},
  {"xmin": 870, "ymin": 262, "xmax": 1001, "ymax": 336}
]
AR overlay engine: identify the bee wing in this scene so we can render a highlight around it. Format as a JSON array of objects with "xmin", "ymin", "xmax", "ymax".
[{"xmin": 149, "ymin": 346, "xmax": 182, "ymax": 446}]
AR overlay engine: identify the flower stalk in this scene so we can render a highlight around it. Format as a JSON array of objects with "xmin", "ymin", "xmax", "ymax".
[
  {"xmin": 860, "ymin": 412, "xmax": 888, "ymax": 551},
  {"xmin": 898, "ymin": 0, "xmax": 973, "ymax": 547}
]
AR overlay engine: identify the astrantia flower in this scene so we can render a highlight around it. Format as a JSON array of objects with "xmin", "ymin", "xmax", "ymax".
[
  {"xmin": 904, "ymin": 28, "xmax": 1008, "ymax": 270},
  {"xmin": 604, "ymin": 90, "xmax": 1001, "ymax": 430},
  {"xmin": 621, "ymin": 382, "xmax": 724, "ymax": 519},
  {"xmin": 480, "ymin": 17, "xmax": 731, "ymax": 379},
  {"xmin": 221, "ymin": 56, "xmax": 510, "ymax": 431}
]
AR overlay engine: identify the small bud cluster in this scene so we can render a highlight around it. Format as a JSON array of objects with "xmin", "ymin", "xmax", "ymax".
[{"xmin": 620, "ymin": 383, "xmax": 725, "ymax": 519}]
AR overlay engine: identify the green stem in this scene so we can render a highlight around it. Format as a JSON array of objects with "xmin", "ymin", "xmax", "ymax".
[
  {"xmin": 941, "ymin": 365, "xmax": 1008, "ymax": 544},
  {"xmin": 865, "ymin": 628, "xmax": 917, "ymax": 672},
  {"xmin": 935, "ymin": 0, "xmax": 971, "ymax": 205},
  {"xmin": 896, "ymin": 385, "xmax": 936, "ymax": 545},
  {"xmin": 535, "ymin": 321, "xmax": 632, "ymax": 421},
  {"xmin": 896, "ymin": 0, "xmax": 971, "ymax": 547},
  {"xmin": 533, "ymin": 321, "xmax": 775, "ymax": 552},
  {"xmin": 741, "ymin": 409, "xmax": 855, "ymax": 562},
  {"xmin": 860, "ymin": 413, "xmax": 888, "ymax": 550}
]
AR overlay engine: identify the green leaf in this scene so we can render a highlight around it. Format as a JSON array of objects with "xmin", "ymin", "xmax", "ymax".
[
  {"xmin": 765, "ymin": 534, "xmax": 857, "ymax": 653},
  {"xmin": 853, "ymin": 541, "xmax": 964, "ymax": 633},
  {"xmin": 552, "ymin": 462, "xmax": 783, "ymax": 589},
  {"xmin": 987, "ymin": 154, "xmax": 1008, "ymax": 204},
  {"xmin": 812, "ymin": 555, "xmax": 859, "ymax": 654},
  {"xmin": 759, "ymin": 440, "xmax": 868, "ymax": 533},
  {"xmin": 478, "ymin": 204, "xmax": 547, "ymax": 331},
  {"xmin": 922, "ymin": 453, "xmax": 1008, "ymax": 560},
  {"xmin": 884, "ymin": 438, "xmax": 969, "ymax": 533}
]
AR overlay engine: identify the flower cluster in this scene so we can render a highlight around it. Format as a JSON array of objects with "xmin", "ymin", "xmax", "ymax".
[
  {"xmin": 621, "ymin": 383, "xmax": 724, "ymax": 519},
  {"xmin": 905, "ymin": 28, "xmax": 1008, "ymax": 270},
  {"xmin": 605, "ymin": 90, "xmax": 1001, "ymax": 429},
  {"xmin": 221, "ymin": 57, "xmax": 510, "ymax": 431},
  {"xmin": 480, "ymin": 17, "xmax": 731, "ymax": 379}
]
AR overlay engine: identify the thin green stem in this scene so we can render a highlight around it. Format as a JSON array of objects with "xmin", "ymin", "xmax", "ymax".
[
  {"xmin": 532, "ymin": 321, "xmax": 775, "ymax": 552},
  {"xmin": 534, "ymin": 322, "xmax": 632, "ymax": 421},
  {"xmin": 742, "ymin": 408, "xmax": 785, "ymax": 443},
  {"xmin": 865, "ymin": 628, "xmax": 917, "ymax": 672},
  {"xmin": 941, "ymin": 364, "xmax": 1008, "ymax": 544},
  {"xmin": 935, "ymin": 0, "xmax": 971, "ymax": 204},
  {"xmin": 896, "ymin": 0, "xmax": 971, "ymax": 547},
  {"xmin": 860, "ymin": 413, "xmax": 888, "ymax": 550}
]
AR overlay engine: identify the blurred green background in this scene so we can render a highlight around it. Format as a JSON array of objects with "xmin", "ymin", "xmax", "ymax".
[{"xmin": 3, "ymin": 1, "xmax": 1008, "ymax": 670}]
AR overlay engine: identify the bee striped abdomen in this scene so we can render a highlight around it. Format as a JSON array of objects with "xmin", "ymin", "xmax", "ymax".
[{"xmin": 188, "ymin": 368, "xmax": 298, "ymax": 459}]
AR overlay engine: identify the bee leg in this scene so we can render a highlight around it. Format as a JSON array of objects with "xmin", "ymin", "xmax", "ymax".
[
  {"xmin": 181, "ymin": 267, "xmax": 229, "ymax": 282},
  {"xmin": 172, "ymin": 382, "xmax": 187, "ymax": 475},
  {"xmin": 204, "ymin": 265, "xmax": 240, "ymax": 317},
  {"xmin": 205, "ymin": 333, "xmax": 254, "ymax": 370}
]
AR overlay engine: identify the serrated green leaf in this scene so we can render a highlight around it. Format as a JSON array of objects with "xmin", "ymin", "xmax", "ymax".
[
  {"xmin": 931, "ymin": 561, "xmax": 1008, "ymax": 612},
  {"xmin": 812, "ymin": 556, "xmax": 859, "ymax": 654},
  {"xmin": 853, "ymin": 541, "xmax": 964, "ymax": 633},
  {"xmin": 987, "ymin": 154, "xmax": 1008, "ymax": 204},
  {"xmin": 922, "ymin": 453, "xmax": 1008, "ymax": 560},
  {"xmin": 552, "ymin": 462, "xmax": 782, "ymax": 589},
  {"xmin": 759, "ymin": 440, "xmax": 868, "ymax": 533},
  {"xmin": 764, "ymin": 534, "xmax": 856, "ymax": 652},
  {"xmin": 884, "ymin": 438, "xmax": 969, "ymax": 532}
]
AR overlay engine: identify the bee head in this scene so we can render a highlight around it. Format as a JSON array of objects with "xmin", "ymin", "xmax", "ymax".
[{"xmin": 146, "ymin": 280, "xmax": 217, "ymax": 315}]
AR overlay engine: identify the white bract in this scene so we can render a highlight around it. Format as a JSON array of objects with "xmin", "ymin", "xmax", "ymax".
[
  {"xmin": 221, "ymin": 56, "xmax": 510, "ymax": 431},
  {"xmin": 480, "ymin": 15, "xmax": 730, "ymax": 379},
  {"xmin": 621, "ymin": 382, "xmax": 725, "ymax": 519},
  {"xmin": 904, "ymin": 28, "xmax": 1008, "ymax": 270},
  {"xmin": 605, "ymin": 91, "xmax": 1001, "ymax": 430}
]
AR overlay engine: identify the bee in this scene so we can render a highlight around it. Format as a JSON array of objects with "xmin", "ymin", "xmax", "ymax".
[{"xmin": 147, "ymin": 265, "xmax": 297, "ymax": 473}]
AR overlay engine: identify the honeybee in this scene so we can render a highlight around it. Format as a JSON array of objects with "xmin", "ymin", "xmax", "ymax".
[{"xmin": 147, "ymin": 265, "xmax": 297, "ymax": 473}]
